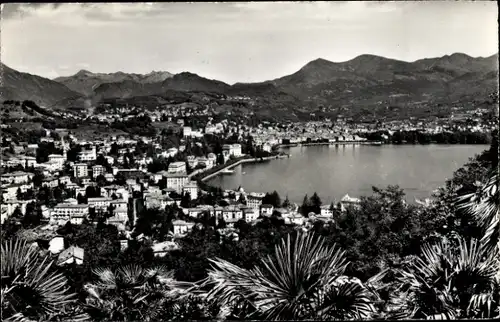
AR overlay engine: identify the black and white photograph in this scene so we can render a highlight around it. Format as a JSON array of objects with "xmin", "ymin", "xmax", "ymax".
[{"xmin": 0, "ymin": 1, "xmax": 499, "ymax": 320}]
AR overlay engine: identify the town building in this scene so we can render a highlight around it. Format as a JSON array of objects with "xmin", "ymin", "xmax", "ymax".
[
  {"xmin": 73, "ymin": 163, "xmax": 88, "ymax": 178},
  {"xmin": 172, "ymin": 220, "xmax": 195, "ymax": 236},
  {"xmin": 168, "ymin": 161, "xmax": 187, "ymax": 174},
  {"xmin": 48, "ymin": 154, "xmax": 65, "ymax": 169},
  {"xmin": 78, "ymin": 146, "xmax": 97, "ymax": 161},
  {"xmin": 247, "ymin": 192, "xmax": 265, "ymax": 209},
  {"xmin": 57, "ymin": 246, "xmax": 84, "ymax": 266},
  {"xmin": 164, "ymin": 173, "xmax": 189, "ymax": 193},
  {"xmin": 260, "ymin": 204, "xmax": 274, "ymax": 217},
  {"xmin": 144, "ymin": 193, "xmax": 175, "ymax": 209},
  {"xmin": 50, "ymin": 204, "xmax": 89, "ymax": 226},
  {"xmin": 1, "ymin": 171, "xmax": 32, "ymax": 185},
  {"xmin": 92, "ymin": 165, "xmax": 105, "ymax": 178},
  {"xmin": 182, "ymin": 181, "xmax": 199, "ymax": 200},
  {"xmin": 339, "ymin": 194, "xmax": 361, "ymax": 212}
]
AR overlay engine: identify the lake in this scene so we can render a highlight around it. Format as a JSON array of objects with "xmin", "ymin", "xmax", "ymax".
[{"xmin": 206, "ymin": 144, "xmax": 489, "ymax": 204}]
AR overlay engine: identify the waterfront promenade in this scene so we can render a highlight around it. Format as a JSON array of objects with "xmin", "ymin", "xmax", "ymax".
[{"xmin": 193, "ymin": 155, "xmax": 288, "ymax": 182}]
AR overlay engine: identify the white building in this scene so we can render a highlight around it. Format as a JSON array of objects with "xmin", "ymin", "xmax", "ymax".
[
  {"xmin": 57, "ymin": 246, "xmax": 84, "ymax": 266},
  {"xmin": 165, "ymin": 174, "xmax": 189, "ymax": 193},
  {"xmin": 222, "ymin": 144, "xmax": 242, "ymax": 157},
  {"xmin": 23, "ymin": 156, "xmax": 37, "ymax": 168},
  {"xmin": 339, "ymin": 194, "xmax": 361, "ymax": 212},
  {"xmin": 320, "ymin": 205, "xmax": 334, "ymax": 217},
  {"xmin": 207, "ymin": 153, "xmax": 217, "ymax": 168},
  {"xmin": 244, "ymin": 207, "xmax": 259, "ymax": 222},
  {"xmin": 92, "ymin": 165, "xmax": 106, "ymax": 178},
  {"xmin": 0, "ymin": 199, "xmax": 35, "ymax": 224},
  {"xmin": 73, "ymin": 163, "xmax": 88, "ymax": 178},
  {"xmin": 87, "ymin": 197, "xmax": 113, "ymax": 211},
  {"xmin": 183, "ymin": 126, "xmax": 192, "ymax": 137},
  {"xmin": 1, "ymin": 171, "xmax": 32, "ymax": 185},
  {"xmin": 144, "ymin": 193, "xmax": 175, "ymax": 209},
  {"xmin": 50, "ymin": 203, "xmax": 89, "ymax": 226},
  {"xmin": 247, "ymin": 192, "xmax": 265, "ymax": 209},
  {"xmin": 168, "ymin": 161, "xmax": 186, "ymax": 174},
  {"xmin": 172, "ymin": 220, "xmax": 195, "ymax": 236},
  {"xmin": 48, "ymin": 154, "xmax": 66, "ymax": 169},
  {"xmin": 260, "ymin": 204, "xmax": 274, "ymax": 217},
  {"xmin": 1, "ymin": 182, "xmax": 33, "ymax": 200},
  {"xmin": 182, "ymin": 182, "xmax": 199, "ymax": 200},
  {"xmin": 78, "ymin": 146, "xmax": 97, "ymax": 161}
]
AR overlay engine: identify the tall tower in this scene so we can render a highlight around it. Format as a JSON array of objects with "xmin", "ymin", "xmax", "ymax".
[{"xmin": 61, "ymin": 136, "xmax": 68, "ymax": 160}]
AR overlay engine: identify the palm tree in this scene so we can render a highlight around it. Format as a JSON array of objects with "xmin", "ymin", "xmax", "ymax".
[
  {"xmin": 455, "ymin": 167, "xmax": 499, "ymax": 251},
  {"xmin": 392, "ymin": 237, "xmax": 500, "ymax": 319},
  {"xmin": 200, "ymin": 231, "xmax": 381, "ymax": 320},
  {"xmin": 1, "ymin": 238, "xmax": 88, "ymax": 321},
  {"xmin": 83, "ymin": 264, "xmax": 197, "ymax": 321}
]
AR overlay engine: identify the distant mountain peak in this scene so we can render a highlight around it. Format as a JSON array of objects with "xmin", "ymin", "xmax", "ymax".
[{"xmin": 75, "ymin": 69, "xmax": 93, "ymax": 76}]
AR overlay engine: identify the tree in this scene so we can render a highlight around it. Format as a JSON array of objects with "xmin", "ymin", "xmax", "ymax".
[
  {"xmin": 1, "ymin": 239, "xmax": 87, "ymax": 321},
  {"xmin": 96, "ymin": 174, "xmax": 107, "ymax": 187},
  {"xmin": 262, "ymin": 191, "xmax": 281, "ymax": 208},
  {"xmin": 181, "ymin": 192, "xmax": 192, "ymax": 208},
  {"xmin": 77, "ymin": 193, "xmax": 87, "ymax": 204},
  {"xmin": 392, "ymin": 238, "xmax": 499, "ymax": 319},
  {"xmin": 314, "ymin": 185, "xmax": 444, "ymax": 281},
  {"xmin": 216, "ymin": 153, "xmax": 225, "ymax": 166},
  {"xmin": 202, "ymin": 232, "xmax": 381, "ymax": 320},
  {"xmin": 33, "ymin": 171, "xmax": 45, "ymax": 187},
  {"xmin": 282, "ymin": 195, "xmax": 291, "ymax": 209},
  {"xmin": 83, "ymin": 265, "xmax": 196, "ymax": 321},
  {"xmin": 21, "ymin": 202, "xmax": 42, "ymax": 229},
  {"xmin": 300, "ymin": 194, "xmax": 310, "ymax": 216},
  {"xmin": 455, "ymin": 167, "xmax": 499, "ymax": 251},
  {"xmin": 309, "ymin": 192, "xmax": 322, "ymax": 214}
]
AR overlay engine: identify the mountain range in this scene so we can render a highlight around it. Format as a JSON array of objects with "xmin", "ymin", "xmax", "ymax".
[{"xmin": 1, "ymin": 52, "xmax": 498, "ymax": 113}]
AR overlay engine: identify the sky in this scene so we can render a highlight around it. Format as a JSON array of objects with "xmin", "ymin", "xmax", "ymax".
[{"xmin": 1, "ymin": 1, "xmax": 498, "ymax": 84}]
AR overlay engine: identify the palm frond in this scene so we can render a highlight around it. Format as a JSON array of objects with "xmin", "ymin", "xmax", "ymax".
[
  {"xmin": 455, "ymin": 167, "xmax": 499, "ymax": 249},
  {"xmin": 204, "ymin": 232, "xmax": 362, "ymax": 320},
  {"xmin": 1, "ymin": 239, "xmax": 80, "ymax": 321}
]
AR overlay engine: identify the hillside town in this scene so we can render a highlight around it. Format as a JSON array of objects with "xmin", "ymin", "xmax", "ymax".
[
  {"xmin": 2, "ymin": 88, "xmax": 498, "ymax": 265},
  {"xmin": 1, "ymin": 112, "xmax": 375, "ymax": 260}
]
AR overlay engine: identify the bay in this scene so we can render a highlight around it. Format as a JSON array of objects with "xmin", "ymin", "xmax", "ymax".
[{"xmin": 206, "ymin": 144, "xmax": 489, "ymax": 204}]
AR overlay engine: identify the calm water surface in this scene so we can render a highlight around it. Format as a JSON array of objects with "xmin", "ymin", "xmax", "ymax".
[{"xmin": 207, "ymin": 144, "xmax": 489, "ymax": 204}]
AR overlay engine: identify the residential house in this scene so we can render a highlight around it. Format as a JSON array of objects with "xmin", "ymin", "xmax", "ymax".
[
  {"xmin": 260, "ymin": 204, "xmax": 274, "ymax": 217},
  {"xmin": 164, "ymin": 173, "xmax": 189, "ymax": 194},
  {"xmin": 152, "ymin": 241, "xmax": 180, "ymax": 257},
  {"xmin": 50, "ymin": 203, "xmax": 89, "ymax": 226},
  {"xmin": 320, "ymin": 205, "xmax": 334, "ymax": 218},
  {"xmin": 1, "ymin": 171, "xmax": 32, "ymax": 184},
  {"xmin": 73, "ymin": 163, "xmax": 88, "ymax": 178},
  {"xmin": 247, "ymin": 192, "xmax": 265, "ymax": 209},
  {"xmin": 48, "ymin": 154, "xmax": 65, "ymax": 169},
  {"xmin": 339, "ymin": 194, "xmax": 361, "ymax": 212},
  {"xmin": 87, "ymin": 197, "xmax": 113, "ymax": 211},
  {"xmin": 182, "ymin": 181, "xmax": 199, "ymax": 200},
  {"xmin": 42, "ymin": 177, "xmax": 59, "ymax": 188},
  {"xmin": 172, "ymin": 220, "xmax": 195, "ymax": 236},
  {"xmin": 57, "ymin": 246, "xmax": 84, "ymax": 266},
  {"xmin": 1, "ymin": 182, "xmax": 34, "ymax": 200},
  {"xmin": 168, "ymin": 161, "xmax": 186, "ymax": 174},
  {"xmin": 78, "ymin": 146, "xmax": 97, "ymax": 161},
  {"xmin": 144, "ymin": 193, "xmax": 175, "ymax": 209},
  {"xmin": 92, "ymin": 165, "xmax": 106, "ymax": 178}
]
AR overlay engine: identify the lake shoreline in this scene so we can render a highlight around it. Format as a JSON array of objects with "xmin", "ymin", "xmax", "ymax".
[{"xmin": 204, "ymin": 144, "xmax": 489, "ymax": 205}]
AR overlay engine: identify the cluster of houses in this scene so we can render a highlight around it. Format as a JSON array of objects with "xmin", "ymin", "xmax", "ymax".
[{"xmin": 1, "ymin": 118, "xmax": 368, "ymax": 267}]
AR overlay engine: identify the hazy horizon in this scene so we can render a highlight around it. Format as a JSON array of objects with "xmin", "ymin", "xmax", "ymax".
[{"xmin": 1, "ymin": 2, "xmax": 498, "ymax": 84}]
